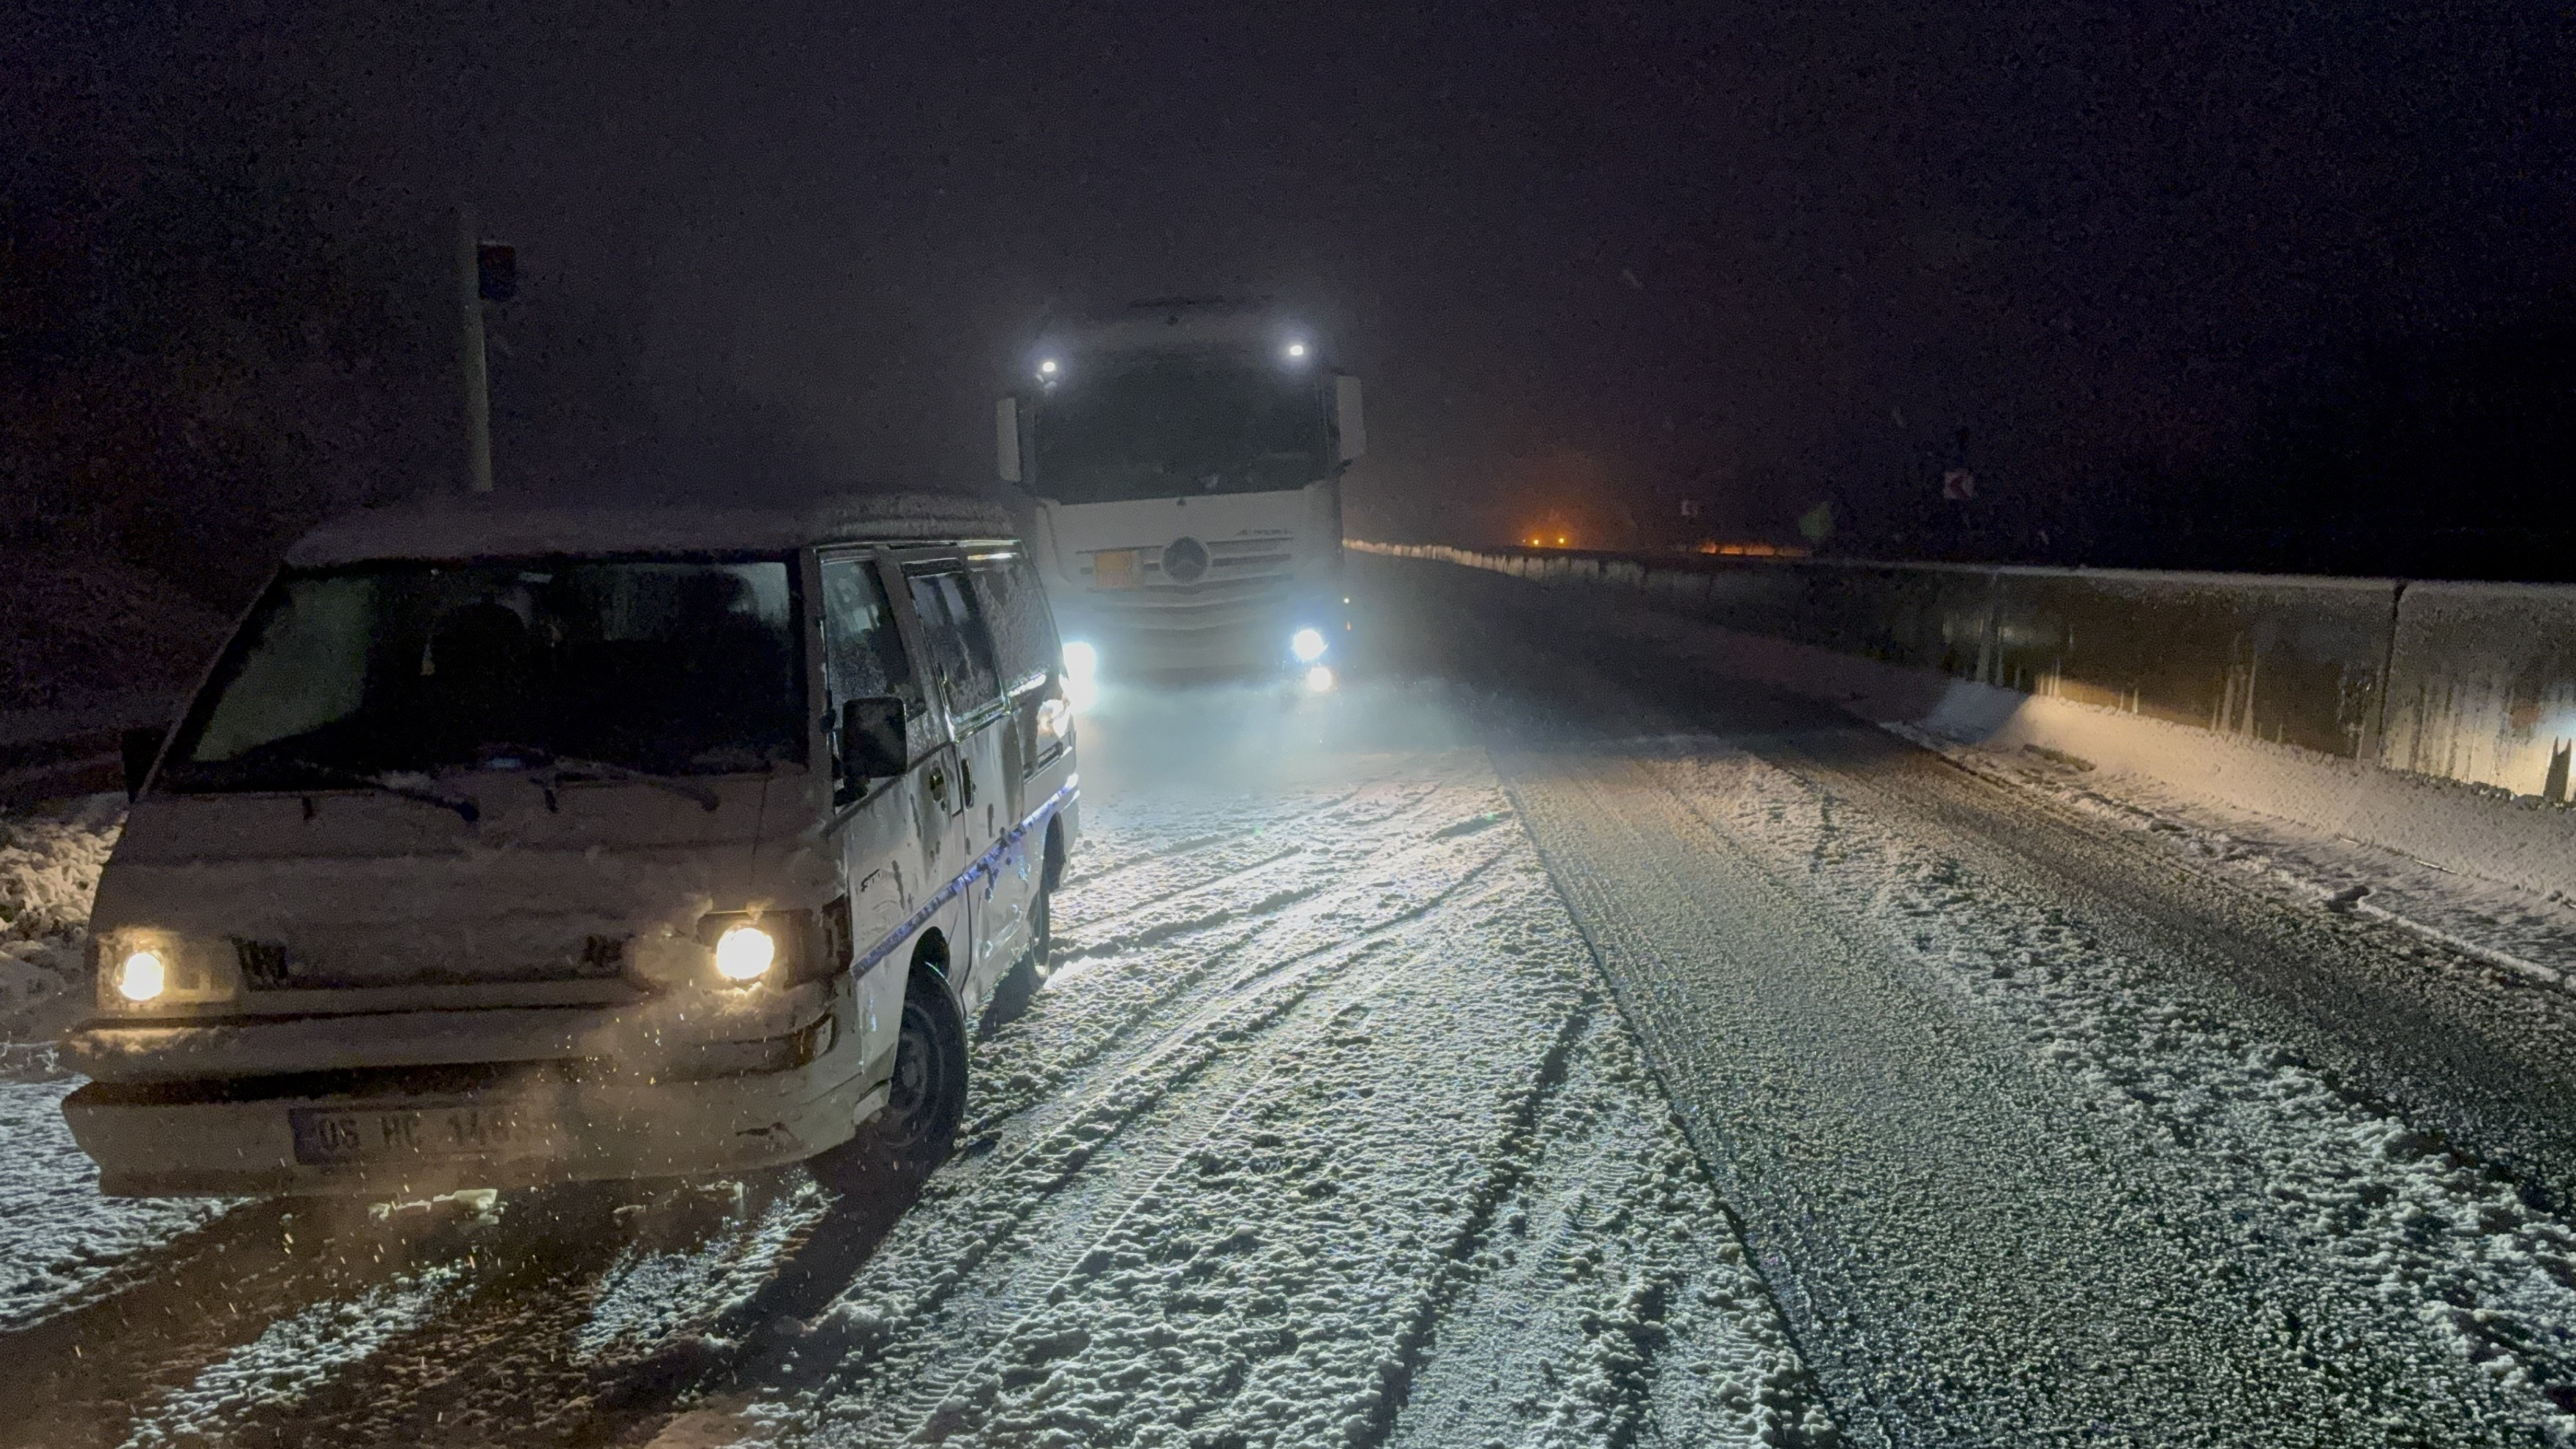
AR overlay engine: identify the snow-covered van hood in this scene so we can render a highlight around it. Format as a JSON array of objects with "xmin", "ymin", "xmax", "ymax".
[{"xmin": 90, "ymin": 770, "xmax": 836, "ymax": 1004}]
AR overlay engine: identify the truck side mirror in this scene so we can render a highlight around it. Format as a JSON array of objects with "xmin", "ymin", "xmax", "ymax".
[
  {"xmin": 121, "ymin": 726, "xmax": 166, "ymax": 801},
  {"xmin": 1333, "ymin": 374, "xmax": 1366, "ymax": 463},
  {"xmin": 839, "ymin": 697, "xmax": 908, "ymax": 787},
  {"xmin": 995, "ymin": 396, "xmax": 1023, "ymax": 484}
]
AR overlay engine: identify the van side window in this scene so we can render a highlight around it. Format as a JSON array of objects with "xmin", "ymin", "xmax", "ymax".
[
  {"xmin": 904, "ymin": 568, "xmax": 1003, "ymax": 721},
  {"xmin": 819, "ymin": 556, "xmax": 921, "ymax": 720},
  {"xmin": 968, "ymin": 554, "xmax": 1059, "ymax": 700}
]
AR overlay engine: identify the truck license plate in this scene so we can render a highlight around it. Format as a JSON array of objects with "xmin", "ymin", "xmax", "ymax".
[
  {"xmin": 289, "ymin": 1103, "xmax": 561, "ymax": 1165},
  {"xmin": 1090, "ymin": 550, "xmax": 1137, "ymax": 590}
]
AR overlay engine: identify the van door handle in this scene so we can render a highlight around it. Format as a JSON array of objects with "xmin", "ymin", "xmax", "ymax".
[
  {"xmin": 927, "ymin": 766, "xmax": 949, "ymax": 806},
  {"xmin": 959, "ymin": 760, "xmax": 976, "ymax": 806}
]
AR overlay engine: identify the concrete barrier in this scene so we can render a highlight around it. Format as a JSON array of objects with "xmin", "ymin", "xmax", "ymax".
[
  {"xmin": 2379, "ymin": 583, "xmax": 2576, "ymax": 804},
  {"xmin": 1353, "ymin": 540, "xmax": 2576, "ymax": 902},
  {"xmin": 1987, "ymin": 569, "xmax": 2398, "ymax": 760}
]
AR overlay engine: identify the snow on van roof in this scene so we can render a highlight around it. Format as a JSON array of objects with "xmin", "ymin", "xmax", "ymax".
[{"xmin": 285, "ymin": 490, "xmax": 1020, "ymax": 566}]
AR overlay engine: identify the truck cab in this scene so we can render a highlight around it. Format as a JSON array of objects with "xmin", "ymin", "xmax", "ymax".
[
  {"xmin": 997, "ymin": 298, "xmax": 1364, "ymax": 684},
  {"xmin": 62, "ymin": 492, "xmax": 1078, "ymax": 1198}
]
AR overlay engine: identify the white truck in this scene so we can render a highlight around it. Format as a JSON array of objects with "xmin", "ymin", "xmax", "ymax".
[
  {"xmin": 64, "ymin": 492, "xmax": 1077, "ymax": 1198},
  {"xmin": 995, "ymin": 299, "xmax": 1364, "ymax": 684}
]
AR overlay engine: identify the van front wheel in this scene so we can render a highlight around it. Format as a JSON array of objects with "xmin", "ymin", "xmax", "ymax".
[{"xmin": 851, "ymin": 973, "xmax": 967, "ymax": 1176}]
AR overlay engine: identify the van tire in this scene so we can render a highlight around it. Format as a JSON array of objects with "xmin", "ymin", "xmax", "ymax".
[
  {"xmin": 979, "ymin": 888, "xmax": 1052, "ymax": 1036},
  {"xmin": 846, "ymin": 969, "xmax": 967, "ymax": 1177}
]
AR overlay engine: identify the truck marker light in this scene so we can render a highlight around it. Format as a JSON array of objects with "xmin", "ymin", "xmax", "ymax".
[{"xmin": 117, "ymin": 949, "xmax": 168, "ymax": 1003}]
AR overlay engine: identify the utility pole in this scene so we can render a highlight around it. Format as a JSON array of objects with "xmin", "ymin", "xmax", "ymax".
[{"xmin": 456, "ymin": 204, "xmax": 493, "ymax": 494}]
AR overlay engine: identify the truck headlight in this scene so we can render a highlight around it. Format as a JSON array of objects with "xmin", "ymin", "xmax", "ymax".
[
  {"xmin": 714, "ymin": 923, "xmax": 778, "ymax": 983},
  {"xmin": 1060, "ymin": 640, "xmax": 1100, "ymax": 712},
  {"xmin": 116, "ymin": 949, "xmax": 168, "ymax": 1003},
  {"xmin": 1289, "ymin": 627, "xmax": 1328, "ymax": 664}
]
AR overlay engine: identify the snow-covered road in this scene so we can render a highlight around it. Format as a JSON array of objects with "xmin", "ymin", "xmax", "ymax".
[
  {"xmin": 4, "ymin": 555, "xmax": 2576, "ymax": 1445},
  {"xmin": 0, "ymin": 682, "xmax": 1820, "ymax": 1448},
  {"xmin": 1403, "ymin": 558, "xmax": 2576, "ymax": 1445}
]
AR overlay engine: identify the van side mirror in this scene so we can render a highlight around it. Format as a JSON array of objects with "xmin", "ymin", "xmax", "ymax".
[
  {"xmin": 995, "ymin": 396, "xmax": 1023, "ymax": 484},
  {"xmin": 839, "ymin": 697, "xmax": 907, "ymax": 787},
  {"xmin": 1333, "ymin": 374, "xmax": 1366, "ymax": 463},
  {"xmin": 121, "ymin": 726, "xmax": 166, "ymax": 801}
]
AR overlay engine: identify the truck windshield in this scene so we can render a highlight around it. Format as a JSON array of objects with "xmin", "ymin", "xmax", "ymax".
[
  {"xmin": 161, "ymin": 558, "xmax": 803, "ymax": 791},
  {"xmin": 1032, "ymin": 353, "xmax": 1330, "ymax": 505}
]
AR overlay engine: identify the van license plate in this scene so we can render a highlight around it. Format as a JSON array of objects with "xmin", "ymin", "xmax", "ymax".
[
  {"xmin": 1090, "ymin": 550, "xmax": 1137, "ymax": 590},
  {"xmin": 289, "ymin": 1104, "xmax": 561, "ymax": 1165}
]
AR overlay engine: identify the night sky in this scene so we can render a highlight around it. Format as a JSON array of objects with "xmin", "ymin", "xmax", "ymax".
[{"xmin": 8, "ymin": 1, "xmax": 2573, "ymax": 591}]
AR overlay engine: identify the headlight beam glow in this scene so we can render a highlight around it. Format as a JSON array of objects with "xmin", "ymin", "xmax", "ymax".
[
  {"xmin": 1060, "ymin": 640, "xmax": 1101, "ymax": 711},
  {"xmin": 714, "ymin": 924, "xmax": 778, "ymax": 983}
]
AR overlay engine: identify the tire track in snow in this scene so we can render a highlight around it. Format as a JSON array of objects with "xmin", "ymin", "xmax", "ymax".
[
  {"xmin": 1396, "ymin": 557, "xmax": 2576, "ymax": 1441},
  {"xmin": 0, "ymin": 1081, "xmax": 241, "ymax": 1335},
  {"xmin": 1647, "ymin": 744, "xmax": 2576, "ymax": 1432},
  {"xmin": 1051, "ymin": 843, "xmax": 1306, "ymax": 938},
  {"xmin": 1051, "ymin": 780, "xmax": 1448, "ymax": 952},
  {"xmin": 1384, "ymin": 1011, "xmax": 1829, "ymax": 1449},
  {"xmin": 0, "ymin": 1188, "xmax": 637, "ymax": 1448},
  {"xmin": 1055, "ymin": 771, "xmax": 1404, "ymax": 893},
  {"xmin": 795, "ymin": 847, "xmax": 1523, "ymax": 1436},
  {"xmin": 975, "ymin": 780, "xmax": 1502, "ymax": 1148},
  {"xmin": 558, "ymin": 787, "xmax": 1523, "ymax": 1440},
  {"xmin": 1496, "ymin": 745, "xmax": 2458, "ymax": 1442},
  {"xmin": 782, "ymin": 795, "xmax": 1815, "ymax": 1449}
]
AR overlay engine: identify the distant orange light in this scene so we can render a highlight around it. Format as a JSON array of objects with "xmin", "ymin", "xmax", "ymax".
[
  {"xmin": 1693, "ymin": 539, "xmax": 1809, "ymax": 559},
  {"xmin": 1556, "ymin": 535, "xmax": 1569, "ymax": 546}
]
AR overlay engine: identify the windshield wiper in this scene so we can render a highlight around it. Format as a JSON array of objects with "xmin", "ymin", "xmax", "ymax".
[
  {"xmin": 518, "ymin": 752, "xmax": 721, "ymax": 812},
  {"xmin": 268, "ymin": 756, "xmax": 481, "ymax": 823}
]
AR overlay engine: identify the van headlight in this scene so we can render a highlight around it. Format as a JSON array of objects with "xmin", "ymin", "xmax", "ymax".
[
  {"xmin": 95, "ymin": 933, "xmax": 231, "ymax": 1008},
  {"xmin": 714, "ymin": 924, "xmax": 778, "ymax": 983},
  {"xmin": 1289, "ymin": 627, "xmax": 1328, "ymax": 664},
  {"xmin": 116, "ymin": 949, "xmax": 168, "ymax": 1003}
]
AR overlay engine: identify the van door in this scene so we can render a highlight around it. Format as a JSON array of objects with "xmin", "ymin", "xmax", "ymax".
[
  {"xmin": 901, "ymin": 561, "xmax": 1010, "ymax": 1003},
  {"xmin": 817, "ymin": 550, "xmax": 928, "ymax": 1076},
  {"xmin": 967, "ymin": 548, "xmax": 1063, "ymax": 943}
]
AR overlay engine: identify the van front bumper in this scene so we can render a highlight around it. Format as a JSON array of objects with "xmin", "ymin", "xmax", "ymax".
[{"xmin": 61, "ymin": 1049, "xmax": 880, "ymax": 1198}]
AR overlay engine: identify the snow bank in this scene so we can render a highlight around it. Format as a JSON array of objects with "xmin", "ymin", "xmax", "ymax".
[{"xmin": 0, "ymin": 795, "xmax": 120, "ymax": 1062}]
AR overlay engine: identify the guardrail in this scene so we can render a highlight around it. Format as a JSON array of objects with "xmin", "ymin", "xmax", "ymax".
[{"xmin": 1355, "ymin": 541, "xmax": 2576, "ymax": 808}]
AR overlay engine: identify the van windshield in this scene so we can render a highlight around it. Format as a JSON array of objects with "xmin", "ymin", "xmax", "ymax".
[{"xmin": 162, "ymin": 558, "xmax": 804, "ymax": 791}]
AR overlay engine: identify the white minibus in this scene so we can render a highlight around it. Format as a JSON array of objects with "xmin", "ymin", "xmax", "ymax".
[{"xmin": 63, "ymin": 492, "xmax": 1077, "ymax": 1197}]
